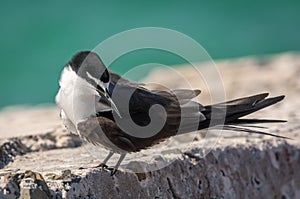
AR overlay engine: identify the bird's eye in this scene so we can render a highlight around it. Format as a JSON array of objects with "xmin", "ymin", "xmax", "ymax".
[{"xmin": 100, "ymin": 69, "xmax": 110, "ymax": 83}]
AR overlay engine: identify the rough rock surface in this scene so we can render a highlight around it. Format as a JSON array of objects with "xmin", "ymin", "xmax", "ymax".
[{"xmin": 0, "ymin": 52, "xmax": 300, "ymax": 199}]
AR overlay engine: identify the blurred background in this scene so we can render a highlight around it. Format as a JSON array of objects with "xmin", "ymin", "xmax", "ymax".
[{"xmin": 0, "ymin": 0, "xmax": 299, "ymax": 108}]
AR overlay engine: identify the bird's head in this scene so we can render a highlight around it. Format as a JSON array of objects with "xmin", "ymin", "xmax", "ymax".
[
  {"xmin": 69, "ymin": 51, "xmax": 110, "ymax": 88},
  {"xmin": 58, "ymin": 51, "xmax": 121, "ymax": 118}
]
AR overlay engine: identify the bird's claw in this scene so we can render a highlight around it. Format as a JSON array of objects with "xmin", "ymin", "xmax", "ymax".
[
  {"xmin": 110, "ymin": 168, "xmax": 118, "ymax": 176},
  {"xmin": 94, "ymin": 163, "xmax": 108, "ymax": 169},
  {"xmin": 93, "ymin": 164, "xmax": 117, "ymax": 175},
  {"xmin": 104, "ymin": 167, "xmax": 117, "ymax": 176}
]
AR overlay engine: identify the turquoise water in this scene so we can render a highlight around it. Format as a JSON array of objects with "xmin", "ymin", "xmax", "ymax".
[{"xmin": 0, "ymin": 0, "xmax": 299, "ymax": 108}]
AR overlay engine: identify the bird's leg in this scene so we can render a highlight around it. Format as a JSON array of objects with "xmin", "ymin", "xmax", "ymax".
[
  {"xmin": 110, "ymin": 153, "xmax": 126, "ymax": 176},
  {"xmin": 94, "ymin": 151, "xmax": 114, "ymax": 169}
]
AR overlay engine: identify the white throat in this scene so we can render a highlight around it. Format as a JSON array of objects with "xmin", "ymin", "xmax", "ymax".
[{"xmin": 55, "ymin": 65, "xmax": 100, "ymax": 126}]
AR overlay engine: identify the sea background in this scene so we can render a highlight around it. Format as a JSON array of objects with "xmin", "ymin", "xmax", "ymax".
[{"xmin": 0, "ymin": 0, "xmax": 299, "ymax": 108}]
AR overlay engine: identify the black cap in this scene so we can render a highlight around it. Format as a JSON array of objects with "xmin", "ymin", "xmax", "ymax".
[{"xmin": 69, "ymin": 51, "xmax": 110, "ymax": 83}]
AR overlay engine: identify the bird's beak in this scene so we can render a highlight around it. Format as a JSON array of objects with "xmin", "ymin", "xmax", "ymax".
[
  {"xmin": 86, "ymin": 72, "xmax": 122, "ymax": 118},
  {"xmin": 97, "ymin": 88, "xmax": 122, "ymax": 118},
  {"xmin": 108, "ymin": 97, "xmax": 122, "ymax": 118}
]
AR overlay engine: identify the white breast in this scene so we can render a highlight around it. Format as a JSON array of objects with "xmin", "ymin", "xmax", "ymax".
[{"xmin": 55, "ymin": 66, "xmax": 100, "ymax": 133}]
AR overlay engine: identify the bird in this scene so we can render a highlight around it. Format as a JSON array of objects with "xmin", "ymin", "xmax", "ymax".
[{"xmin": 55, "ymin": 51, "xmax": 288, "ymax": 175}]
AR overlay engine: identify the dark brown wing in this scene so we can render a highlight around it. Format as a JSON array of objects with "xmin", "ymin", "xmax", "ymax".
[
  {"xmin": 106, "ymin": 71, "xmax": 205, "ymax": 127},
  {"xmin": 93, "ymin": 72, "xmax": 206, "ymax": 151}
]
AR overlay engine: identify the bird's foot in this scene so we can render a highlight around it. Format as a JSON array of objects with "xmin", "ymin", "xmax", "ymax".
[
  {"xmin": 93, "ymin": 163, "xmax": 108, "ymax": 170},
  {"xmin": 93, "ymin": 163, "xmax": 117, "ymax": 175},
  {"xmin": 107, "ymin": 167, "xmax": 118, "ymax": 176}
]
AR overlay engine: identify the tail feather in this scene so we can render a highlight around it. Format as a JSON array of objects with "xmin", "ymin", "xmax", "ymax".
[
  {"xmin": 227, "ymin": 118, "xmax": 287, "ymax": 125},
  {"xmin": 235, "ymin": 125, "xmax": 268, "ymax": 129},
  {"xmin": 201, "ymin": 94, "xmax": 285, "ymax": 122},
  {"xmin": 217, "ymin": 125, "xmax": 291, "ymax": 139},
  {"xmin": 224, "ymin": 95, "xmax": 285, "ymax": 122},
  {"xmin": 219, "ymin": 93, "xmax": 269, "ymax": 105},
  {"xmin": 200, "ymin": 93, "xmax": 288, "ymax": 139},
  {"xmin": 228, "ymin": 119, "xmax": 286, "ymax": 129}
]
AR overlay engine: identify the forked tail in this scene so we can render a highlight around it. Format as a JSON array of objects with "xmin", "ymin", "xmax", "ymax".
[{"xmin": 200, "ymin": 93, "xmax": 289, "ymax": 139}]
